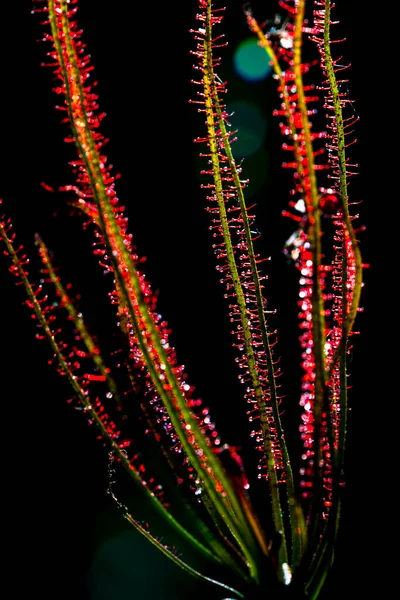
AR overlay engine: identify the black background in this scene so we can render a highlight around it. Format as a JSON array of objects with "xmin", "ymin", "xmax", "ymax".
[{"xmin": 0, "ymin": 1, "xmax": 391, "ymax": 599}]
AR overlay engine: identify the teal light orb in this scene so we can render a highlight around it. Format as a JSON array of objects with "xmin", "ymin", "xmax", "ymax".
[{"xmin": 233, "ymin": 38, "xmax": 273, "ymax": 82}]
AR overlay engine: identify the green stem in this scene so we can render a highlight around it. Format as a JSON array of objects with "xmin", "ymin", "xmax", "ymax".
[
  {"xmin": 303, "ymin": 4, "xmax": 362, "ymax": 586},
  {"xmin": 246, "ymin": 12, "xmax": 305, "ymax": 195},
  {"xmin": 305, "ymin": 498, "xmax": 341, "ymax": 598},
  {"xmin": 323, "ymin": 0, "xmax": 363, "ymax": 382},
  {"xmin": 35, "ymin": 235, "xmax": 123, "ymax": 406},
  {"xmin": 246, "ymin": 10, "xmax": 306, "ymax": 569},
  {"xmin": 202, "ymin": 1, "xmax": 288, "ymax": 578},
  {"xmin": 121, "ymin": 510, "xmax": 245, "ymax": 599}
]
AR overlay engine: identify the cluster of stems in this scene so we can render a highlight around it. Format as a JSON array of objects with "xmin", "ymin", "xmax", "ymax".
[{"xmin": 0, "ymin": 1, "xmax": 363, "ymax": 598}]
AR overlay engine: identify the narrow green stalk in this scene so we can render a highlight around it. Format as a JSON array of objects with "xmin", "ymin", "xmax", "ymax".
[
  {"xmin": 304, "ymin": 3, "xmax": 362, "ymax": 586},
  {"xmin": 336, "ymin": 355, "xmax": 347, "ymax": 470},
  {"xmin": 127, "ymin": 513, "xmax": 246, "ymax": 599},
  {"xmin": 304, "ymin": 498, "xmax": 341, "ymax": 598},
  {"xmin": 323, "ymin": 0, "xmax": 363, "ymax": 382},
  {"xmin": 246, "ymin": 10, "xmax": 307, "ymax": 569},
  {"xmin": 293, "ymin": 1, "xmax": 322, "ymax": 212},
  {"xmin": 35, "ymin": 235, "xmax": 123, "ymax": 406},
  {"xmin": 120, "ymin": 507, "xmax": 245, "ymax": 599},
  {"xmin": 202, "ymin": 1, "xmax": 288, "ymax": 578},
  {"xmin": 246, "ymin": 13, "xmax": 305, "ymax": 195}
]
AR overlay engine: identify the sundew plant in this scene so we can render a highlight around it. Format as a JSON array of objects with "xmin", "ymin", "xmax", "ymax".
[{"xmin": 0, "ymin": 1, "xmax": 365, "ymax": 598}]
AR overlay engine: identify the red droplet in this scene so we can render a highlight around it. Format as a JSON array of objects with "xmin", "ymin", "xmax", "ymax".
[
  {"xmin": 319, "ymin": 193, "xmax": 341, "ymax": 215},
  {"xmin": 85, "ymin": 374, "xmax": 107, "ymax": 382},
  {"xmin": 40, "ymin": 182, "xmax": 55, "ymax": 192}
]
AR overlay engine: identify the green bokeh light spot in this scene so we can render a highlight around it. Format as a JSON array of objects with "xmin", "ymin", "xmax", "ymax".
[{"xmin": 233, "ymin": 38, "xmax": 273, "ymax": 82}]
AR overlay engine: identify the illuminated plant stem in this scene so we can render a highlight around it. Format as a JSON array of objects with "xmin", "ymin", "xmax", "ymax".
[
  {"xmin": 126, "ymin": 515, "xmax": 246, "ymax": 600},
  {"xmin": 323, "ymin": 0, "xmax": 363, "ymax": 384},
  {"xmin": 115, "ymin": 298, "xmax": 250, "ymax": 578},
  {"xmin": 124, "ymin": 523, "xmax": 245, "ymax": 599},
  {"xmin": 245, "ymin": 13, "xmax": 315, "ymax": 569},
  {"xmin": 293, "ymin": 0, "xmax": 327, "ymax": 533},
  {"xmin": 35, "ymin": 234, "xmax": 122, "ymax": 406},
  {"xmin": 246, "ymin": 13, "xmax": 305, "ymax": 195},
  {"xmin": 48, "ymin": 0, "xmax": 261, "ymax": 579},
  {"xmin": 0, "ymin": 221, "xmax": 228, "ymax": 571},
  {"xmin": 306, "ymin": 1, "xmax": 364, "ymax": 587},
  {"xmin": 119, "ymin": 507, "xmax": 246, "ymax": 599},
  {"xmin": 305, "ymin": 497, "xmax": 340, "ymax": 598},
  {"xmin": 203, "ymin": 1, "xmax": 291, "ymax": 578}
]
